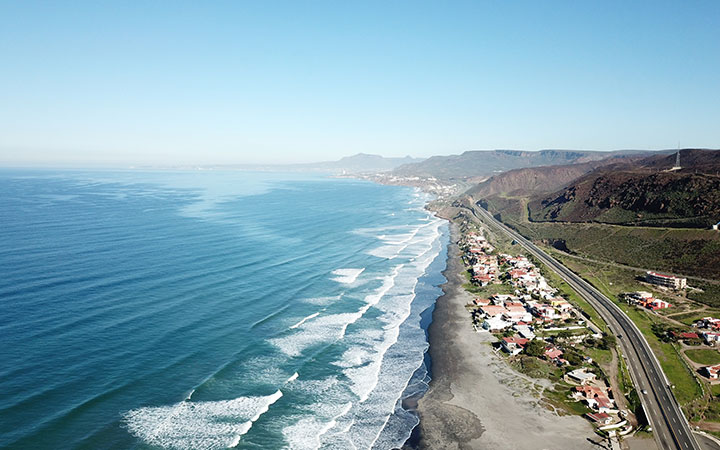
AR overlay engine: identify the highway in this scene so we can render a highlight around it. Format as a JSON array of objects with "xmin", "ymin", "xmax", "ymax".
[{"xmin": 472, "ymin": 205, "xmax": 702, "ymax": 450}]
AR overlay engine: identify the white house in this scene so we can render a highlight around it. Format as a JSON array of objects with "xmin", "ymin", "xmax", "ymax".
[
  {"xmin": 501, "ymin": 336, "xmax": 529, "ymax": 356},
  {"xmin": 483, "ymin": 316, "xmax": 512, "ymax": 332},
  {"xmin": 702, "ymin": 332, "xmax": 720, "ymax": 345},
  {"xmin": 568, "ymin": 368, "xmax": 597, "ymax": 385}
]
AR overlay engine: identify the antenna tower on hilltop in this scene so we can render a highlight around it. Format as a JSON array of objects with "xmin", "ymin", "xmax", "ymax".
[{"xmin": 670, "ymin": 151, "xmax": 682, "ymax": 171}]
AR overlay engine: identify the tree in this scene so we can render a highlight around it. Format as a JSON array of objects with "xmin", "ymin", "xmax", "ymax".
[
  {"xmin": 525, "ymin": 339, "xmax": 546, "ymax": 357},
  {"xmin": 555, "ymin": 330, "xmax": 573, "ymax": 341},
  {"xmin": 564, "ymin": 348, "xmax": 584, "ymax": 366},
  {"xmin": 598, "ymin": 334, "xmax": 617, "ymax": 350}
]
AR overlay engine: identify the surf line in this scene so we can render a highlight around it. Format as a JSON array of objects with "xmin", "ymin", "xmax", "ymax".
[{"xmin": 289, "ymin": 312, "xmax": 320, "ymax": 329}]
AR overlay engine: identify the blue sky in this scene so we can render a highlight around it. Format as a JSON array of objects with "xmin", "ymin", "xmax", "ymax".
[{"xmin": 1, "ymin": 1, "xmax": 718, "ymax": 166}]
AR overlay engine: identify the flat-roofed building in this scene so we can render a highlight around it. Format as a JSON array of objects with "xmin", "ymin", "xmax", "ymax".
[
  {"xmin": 646, "ymin": 271, "xmax": 687, "ymax": 289},
  {"xmin": 568, "ymin": 368, "xmax": 597, "ymax": 385}
]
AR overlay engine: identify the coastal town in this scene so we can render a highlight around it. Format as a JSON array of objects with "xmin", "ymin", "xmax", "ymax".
[
  {"xmin": 458, "ymin": 227, "xmax": 635, "ymax": 443},
  {"xmin": 452, "ymin": 212, "xmax": 720, "ymax": 449}
]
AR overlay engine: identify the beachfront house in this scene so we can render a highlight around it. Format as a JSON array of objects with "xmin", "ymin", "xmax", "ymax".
[
  {"xmin": 473, "ymin": 273, "xmax": 492, "ymax": 286},
  {"xmin": 501, "ymin": 336, "xmax": 529, "ymax": 356},
  {"xmin": 503, "ymin": 305, "xmax": 532, "ymax": 324},
  {"xmin": 573, "ymin": 385, "xmax": 615, "ymax": 413},
  {"xmin": 543, "ymin": 347, "xmax": 564, "ymax": 365},
  {"xmin": 473, "ymin": 298, "xmax": 492, "ymax": 307},
  {"xmin": 574, "ymin": 385, "xmax": 604, "ymax": 400},
  {"xmin": 586, "ymin": 412, "xmax": 614, "ymax": 425},
  {"xmin": 515, "ymin": 324, "xmax": 536, "ymax": 340},
  {"xmin": 483, "ymin": 315, "xmax": 513, "ymax": 332},
  {"xmin": 480, "ymin": 305, "xmax": 508, "ymax": 318},
  {"xmin": 568, "ymin": 368, "xmax": 597, "ymax": 385},
  {"xmin": 590, "ymin": 396, "xmax": 616, "ymax": 414}
]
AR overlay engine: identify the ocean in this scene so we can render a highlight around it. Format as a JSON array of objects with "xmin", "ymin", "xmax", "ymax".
[{"xmin": 0, "ymin": 169, "xmax": 448, "ymax": 449}]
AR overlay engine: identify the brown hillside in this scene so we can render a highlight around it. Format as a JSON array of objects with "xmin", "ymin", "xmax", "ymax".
[
  {"xmin": 467, "ymin": 155, "xmax": 641, "ymax": 198},
  {"xmin": 529, "ymin": 149, "xmax": 720, "ymax": 228}
]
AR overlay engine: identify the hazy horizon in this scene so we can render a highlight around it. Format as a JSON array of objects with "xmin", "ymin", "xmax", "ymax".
[
  {"xmin": 3, "ymin": 147, "xmax": 711, "ymax": 170},
  {"xmin": 1, "ymin": 1, "xmax": 719, "ymax": 166}
]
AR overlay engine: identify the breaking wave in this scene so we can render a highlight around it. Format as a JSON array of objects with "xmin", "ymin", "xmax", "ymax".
[
  {"xmin": 124, "ymin": 390, "xmax": 283, "ymax": 449},
  {"xmin": 331, "ymin": 268, "xmax": 366, "ymax": 284},
  {"xmin": 121, "ymin": 187, "xmax": 447, "ymax": 449}
]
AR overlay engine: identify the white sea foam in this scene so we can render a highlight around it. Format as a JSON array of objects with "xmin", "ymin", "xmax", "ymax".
[
  {"xmin": 272, "ymin": 264, "xmax": 404, "ymax": 358},
  {"xmin": 302, "ymin": 295, "xmax": 342, "ymax": 306},
  {"xmin": 334, "ymin": 346, "xmax": 371, "ymax": 368},
  {"xmin": 290, "ymin": 376, "xmax": 340, "ymax": 396},
  {"xmin": 278, "ymin": 375, "xmax": 357, "ymax": 447},
  {"xmin": 325, "ymin": 217, "xmax": 445, "ymax": 449},
  {"xmin": 318, "ymin": 402, "xmax": 353, "ymax": 439},
  {"xmin": 289, "ymin": 312, "xmax": 320, "ymax": 329},
  {"xmin": 124, "ymin": 390, "xmax": 283, "ymax": 449},
  {"xmin": 282, "ymin": 402, "xmax": 353, "ymax": 450},
  {"xmin": 377, "ymin": 233, "xmax": 416, "ymax": 245},
  {"xmin": 361, "ymin": 266, "xmax": 402, "ymax": 310},
  {"xmin": 367, "ymin": 231, "xmax": 418, "ymax": 259},
  {"xmin": 331, "ymin": 268, "xmax": 365, "ymax": 284},
  {"xmin": 278, "ymin": 211, "xmax": 445, "ymax": 450},
  {"xmin": 342, "ymin": 314, "xmax": 406, "ymax": 404},
  {"xmin": 352, "ymin": 224, "xmax": 416, "ymax": 235},
  {"xmin": 344, "ymin": 359, "xmax": 384, "ymax": 403},
  {"xmin": 363, "ymin": 219, "xmax": 443, "ymax": 260},
  {"xmin": 272, "ymin": 244, "xmax": 438, "ymax": 447},
  {"xmin": 270, "ymin": 312, "xmax": 360, "ymax": 357}
]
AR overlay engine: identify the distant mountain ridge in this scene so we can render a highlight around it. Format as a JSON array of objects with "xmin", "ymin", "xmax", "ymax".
[
  {"xmin": 528, "ymin": 149, "xmax": 720, "ymax": 228},
  {"xmin": 196, "ymin": 153, "xmax": 424, "ymax": 174},
  {"xmin": 320, "ymin": 153, "xmax": 423, "ymax": 173},
  {"xmin": 392, "ymin": 149, "xmax": 647, "ymax": 181}
]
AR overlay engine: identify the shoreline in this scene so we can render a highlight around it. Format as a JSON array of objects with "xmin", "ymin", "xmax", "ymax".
[{"xmin": 409, "ymin": 220, "xmax": 600, "ymax": 450}]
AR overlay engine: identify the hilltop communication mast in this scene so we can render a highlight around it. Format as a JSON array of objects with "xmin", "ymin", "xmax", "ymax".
[{"xmin": 670, "ymin": 151, "xmax": 682, "ymax": 171}]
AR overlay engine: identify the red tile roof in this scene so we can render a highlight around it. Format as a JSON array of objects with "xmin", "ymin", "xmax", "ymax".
[
  {"xmin": 502, "ymin": 337, "xmax": 529, "ymax": 347},
  {"xmin": 574, "ymin": 385, "xmax": 604, "ymax": 398},
  {"xmin": 481, "ymin": 305, "xmax": 508, "ymax": 316},
  {"xmin": 672, "ymin": 331, "xmax": 699, "ymax": 339},
  {"xmin": 586, "ymin": 412, "xmax": 611, "ymax": 423},
  {"xmin": 596, "ymin": 396, "xmax": 613, "ymax": 409},
  {"xmin": 544, "ymin": 348, "xmax": 563, "ymax": 359}
]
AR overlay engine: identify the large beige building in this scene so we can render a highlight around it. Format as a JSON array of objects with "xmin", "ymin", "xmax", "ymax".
[{"xmin": 645, "ymin": 271, "xmax": 687, "ymax": 290}]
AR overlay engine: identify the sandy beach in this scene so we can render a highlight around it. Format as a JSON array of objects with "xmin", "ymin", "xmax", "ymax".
[{"xmin": 414, "ymin": 222, "xmax": 600, "ymax": 450}]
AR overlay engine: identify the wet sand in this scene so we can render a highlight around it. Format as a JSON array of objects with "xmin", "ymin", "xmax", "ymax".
[{"xmin": 414, "ymin": 223, "xmax": 600, "ymax": 450}]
